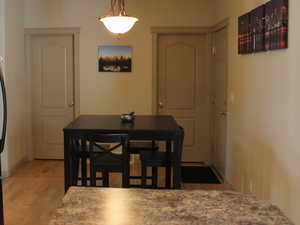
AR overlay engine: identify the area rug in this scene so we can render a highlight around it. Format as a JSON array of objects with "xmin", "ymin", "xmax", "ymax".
[{"xmin": 181, "ymin": 166, "xmax": 221, "ymax": 184}]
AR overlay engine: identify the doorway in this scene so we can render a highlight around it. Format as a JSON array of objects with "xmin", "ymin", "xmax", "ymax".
[
  {"xmin": 152, "ymin": 24, "xmax": 228, "ymax": 173},
  {"xmin": 154, "ymin": 29, "xmax": 211, "ymax": 162},
  {"xmin": 25, "ymin": 28, "xmax": 80, "ymax": 159}
]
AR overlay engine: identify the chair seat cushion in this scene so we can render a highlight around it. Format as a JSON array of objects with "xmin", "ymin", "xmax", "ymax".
[
  {"xmin": 128, "ymin": 141, "xmax": 158, "ymax": 154},
  {"xmin": 140, "ymin": 151, "xmax": 172, "ymax": 166},
  {"xmin": 92, "ymin": 153, "xmax": 125, "ymax": 173},
  {"xmin": 93, "ymin": 153, "xmax": 124, "ymax": 167}
]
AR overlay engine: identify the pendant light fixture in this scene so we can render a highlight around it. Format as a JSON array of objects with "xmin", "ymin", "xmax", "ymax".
[{"xmin": 98, "ymin": 0, "xmax": 138, "ymax": 34}]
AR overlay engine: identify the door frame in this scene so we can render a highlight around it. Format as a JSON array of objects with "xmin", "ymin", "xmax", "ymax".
[
  {"xmin": 151, "ymin": 19, "xmax": 229, "ymax": 166},
  {"xmin": 25, "ymin": 27, "xmax": 80, "ymax": 160},
  {"xmin": 210, "ymin": 20, "xmax": 229, "ymax": 180}
]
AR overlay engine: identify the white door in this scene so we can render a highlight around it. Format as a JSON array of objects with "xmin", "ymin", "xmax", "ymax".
[
  {"xmin": 31, "ymin": 34, "xmax": 75, "ymax": 159},
  {"xmin": 158, "ymin": 34, "xmax": 211, "ymax": 162},
  {"xmin": 211, "ymin": 27, "xmax": 228, "ymax": 176}
]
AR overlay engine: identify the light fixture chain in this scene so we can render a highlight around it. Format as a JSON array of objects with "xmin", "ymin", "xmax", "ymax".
[
  {"xmin": 109, "ymin": 0, "xmax": 127, "ymax": 16},
  {"xmin": 120, "ymin": 0, "xmax": 126, "ymax": 16},
  {"xmin": 111, "ymin": 0, "xmax": 117, "ymax": 16}
]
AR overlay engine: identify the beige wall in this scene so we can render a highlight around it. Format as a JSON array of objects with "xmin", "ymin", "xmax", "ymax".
[
  {"xmin": 4, "ymin": 0, "xmax": 29, "ymax": 174},
  {"xmin": 214, "ymin": 0, "xmax": 300, "ymax": 223},
  {"xmin": 24, "ymin": 0, "xmax": 215, "ymax": 115}
]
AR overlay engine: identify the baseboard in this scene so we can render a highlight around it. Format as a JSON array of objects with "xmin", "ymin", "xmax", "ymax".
[
  {"xmin": 1, "ymin": 170, "xmax": 9, "ymax": 178},
  {"xmin": 4, "ymin": 156, "xmax": 29, "ymax": 178}
]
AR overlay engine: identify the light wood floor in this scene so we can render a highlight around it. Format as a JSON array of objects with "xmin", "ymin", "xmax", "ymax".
[{"xmin": 3, "ymin": 160, "xmax": 231, "ymax": 225}]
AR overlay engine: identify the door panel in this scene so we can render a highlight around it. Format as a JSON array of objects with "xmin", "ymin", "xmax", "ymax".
[
  {"xmin": 31, "ymin": 35, "xmax": 75, "ymax": 159},
  {"xmin": 41, "ymin": 46, "xmax": 68, "ymax": 108},
  {"xmin": 176, "ymin": 118, "xmax": 195, "ymax": 147},
  {"xmin": 158, "ymin": 34, "xmax": 210, "ymax": 162},
  {"xmin": 165, "ymin": 44, "xmax": 196, "ymax": 109},
  {"xmin": 212, "ymin": 27, "xmax": 228, "ymax": 177}
]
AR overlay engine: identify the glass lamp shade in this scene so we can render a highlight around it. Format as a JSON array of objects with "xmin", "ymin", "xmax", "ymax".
[{"xmin": 100, "ymin": 16, "xmax": 138, "ymax": 34}]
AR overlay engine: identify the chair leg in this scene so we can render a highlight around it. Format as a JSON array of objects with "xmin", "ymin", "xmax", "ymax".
[
  {"xmin": 152, "ymin": 167, "xmax": 158, "ymax": 188},
  {"xmin": 81, "ymin": 156, "xmax": 87, "ymax": 186},
  {"xmin": 141, "ymin": 163, "xmax": 147, "ymax": 188},
  {"xmin": 73, "ymin": 158, "xmax": 79, "ymax": 186},
  {"xmin": 166, "ymin": 165, "xmax": 171, "ymax": 188},
  {"xmin": 103, "ymin": 172, "xmax": 109, "ymax": 187},
  {"xmin": 122, "ymin": 172, "xmax": 129, "ymax": 188},
  {"xmin": 122, "ymin": 162, "xmax": 130, "ymax": 188},
  {"xmin": 90, "ymin": 164, "xmax": 96, "ymax": 187}
]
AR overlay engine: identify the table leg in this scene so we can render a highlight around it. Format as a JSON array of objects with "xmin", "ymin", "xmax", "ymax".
[
  {"xmin": 152, "ymin": 167, "xmax": 158, "ymax": 188},
  {"xmin": 173, "ymin": 133, "xmax": 182, "ymax": 189},
  {"xmin": 166, "ymin": 141, "xmax": 172, "ymax": 188},
  {"xmin": 64, "ymin": 133, "xmax": 71, "ymax": 192}
]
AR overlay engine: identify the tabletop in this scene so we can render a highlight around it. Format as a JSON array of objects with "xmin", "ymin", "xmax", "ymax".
[
  {"xmin": 49, "ymin": 187, "xmax": 293, "ymax": 225},
  {"xmin": 64, "ymin": 115, "xmax": 180, "ymax": 134}
]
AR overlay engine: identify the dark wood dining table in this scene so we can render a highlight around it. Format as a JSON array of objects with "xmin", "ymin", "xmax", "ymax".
[{"xmin": 63, "ymin": 114, "xmax": 183, "ymax": 192}]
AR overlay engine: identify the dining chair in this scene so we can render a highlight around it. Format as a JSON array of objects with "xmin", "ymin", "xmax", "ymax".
[
  {"xmin": 69, "ymin": 134, "xmax": 91, "ymax": 186},
  {"xmin": 89, "ymin": 133, "xmax": 130, "ymax": 188},
  {"xmin": 140, "ymin": 126, "xmax": 184, "ymax": 188},
  {"xmin": 127, "ymin": 140, "xmax": 159, "ymax": 187},
  {"xmin": 69, "ymin": 134, "xmax": 106, "ymax": 186}
]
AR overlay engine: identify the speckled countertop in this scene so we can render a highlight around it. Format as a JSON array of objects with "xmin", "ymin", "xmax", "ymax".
[{"xmin": 49, "ymin": 187, "xmax": 293, "ymax": 225}]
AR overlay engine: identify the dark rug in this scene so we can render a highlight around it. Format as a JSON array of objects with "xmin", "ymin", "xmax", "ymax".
[{"xmin": 181, "ymin": 166, "xmax": 221, "ymax": 184}]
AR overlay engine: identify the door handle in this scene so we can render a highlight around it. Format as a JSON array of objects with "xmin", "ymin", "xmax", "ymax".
[
  {"xmin": 219, "ymin": 112, "xmax": 227, "ymax": 116},
  {"xmin": 158, "ymin": 102, "xmax": 164, "ymax": 108},
  {"xmin": 69, "ymin": 101, "xmax": 74, "ymax": 107}
]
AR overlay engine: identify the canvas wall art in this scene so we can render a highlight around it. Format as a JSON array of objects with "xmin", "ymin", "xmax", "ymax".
[
  {"xmin": 251, "ymin": 5, "xmax": 265, "ymax": 52},
  {"xmin": 238, "ymin": 0, "xmax": 288, "ymax": 55},
  {"xmin": 98, "ymin": 45, "xmax": 132, "ymax": 72},
  {"xmin": 265, "ymin": 0, "xmax": 288, "ymax": 50},
  {"xmin": 238, "ymin": 13, "xmax": 252, "ymax": 54}
]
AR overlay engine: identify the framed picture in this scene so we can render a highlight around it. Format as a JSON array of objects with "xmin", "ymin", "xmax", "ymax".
[
  {"xmin": 238, "ymin": 0, "xmax": 288, "ymax": 54},
  {"xmin": 98, "ymin": 45, "xmax": 132, "ymax": 72},
  {"xmin": 265, "ymin": 0, "xmax": 288, "ymax": 50}
]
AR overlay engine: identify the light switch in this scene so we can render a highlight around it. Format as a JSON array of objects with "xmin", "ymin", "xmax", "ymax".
[{"xmin": 229, "ymin": 91, "xmax": 235, "ymax": 104}]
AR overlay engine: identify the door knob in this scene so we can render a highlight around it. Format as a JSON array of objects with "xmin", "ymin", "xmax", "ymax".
[
  {"xmin": 219, "ymin": 111, "xmax": 227, "ymax": 116},
  {"xmin": 158, "ymin": 102, "xmax": 164, "ymax": 108},
  {"xmin": 69, "ymin": 101, "xmax": 74, "ymax": 107}
]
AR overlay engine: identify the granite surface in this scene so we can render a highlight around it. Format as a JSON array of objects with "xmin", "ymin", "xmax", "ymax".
[{"xmin": 50, "ymin": 187, "xmax": 293, "ymax": 225}]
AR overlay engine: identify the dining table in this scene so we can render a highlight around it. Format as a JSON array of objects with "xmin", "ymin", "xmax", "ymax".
[
  {"xmin": 49, "ymin": 187, "xmax": 294, "ymax": 225},
  {"xmin": 63, "ymin": 114, "xmax": 183, "ymax": 192}
]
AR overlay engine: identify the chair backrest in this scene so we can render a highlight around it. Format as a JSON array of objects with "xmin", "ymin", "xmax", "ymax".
[
  {"xmin": 69, "ymin": 134, "xmax": 87, "ymax": 155},
  {"xmin": 88, "ymin": 133, "xmax": 129, "ymax": 161}
]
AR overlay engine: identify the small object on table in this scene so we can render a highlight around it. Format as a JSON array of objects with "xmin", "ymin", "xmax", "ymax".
[
  {"xmin": 121, "ymin": 111, "xmax": 135, "ymax": 123},
  {"xmin": 49, "ymin": 187, "xmax": 294, "ymax": 225}
]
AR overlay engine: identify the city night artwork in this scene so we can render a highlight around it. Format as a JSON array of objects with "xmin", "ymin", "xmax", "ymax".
[
  {"xmin": 238, "ymin": 0, "xmax": 288, "ymax": 55},
  {"xmin": 98, "ymin": 45, "xmax": 132, "ymax": 72}
]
